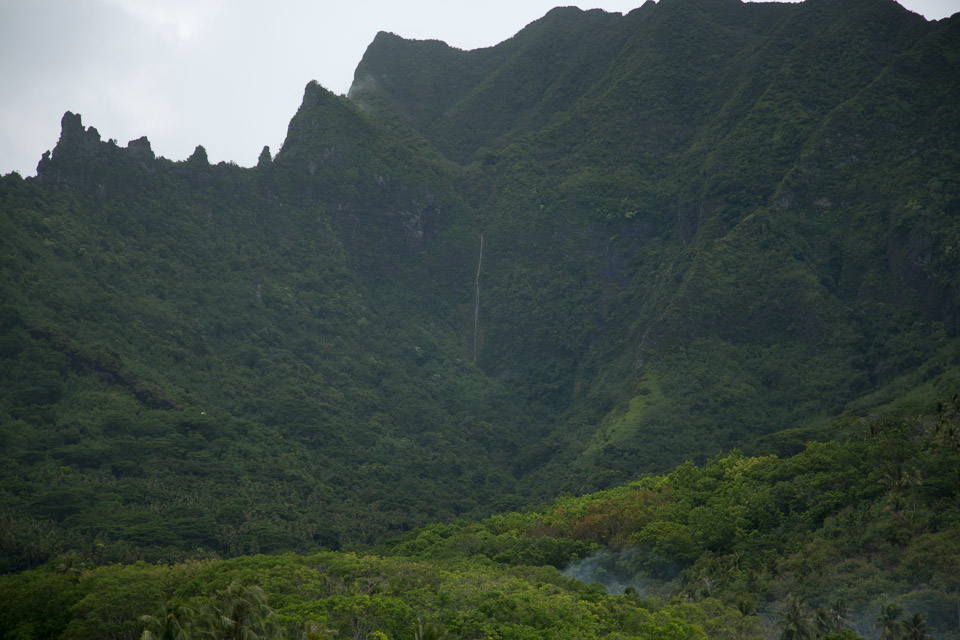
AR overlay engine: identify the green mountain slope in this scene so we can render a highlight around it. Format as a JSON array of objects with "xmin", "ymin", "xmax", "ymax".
[
  {"xmin": 1, "ymin": 0, "xmax": 959, "ymax": 579},
  {"xmin": 350, "ymin": 6, "xmax": 635, "ymax": 164},
  {"xmin": 351, "ymin": 0, "xmax": 960, "ymax": 487},
  {"xmin": 1, "ymin": 98, "xmax": 548, "ymax": 568}
]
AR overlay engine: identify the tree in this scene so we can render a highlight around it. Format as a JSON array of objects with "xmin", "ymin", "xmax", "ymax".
[
  {"xmin": 413, "ymin": 617, "xmax": 449, "ymax": 640},
  {"xmin": 815, "ymin": 608, "xmax": 832, "ymax": 638},
  {"xmin": 901, "ymin": 612, "xmax": 931, "ymax": 640},
  {"xmin": 933, "ymin": 393, "xmax": 960, "ymax": 450},
  {"xmin": 54, "ymin": 552, "xmax": 87, "ymax": 583},
  {"xmin": 829, "ymin": 598, "xmax": 849, "ymax": 634},
  {"xmin": 777, "ymin": 595, "xmax": 814, "ymax": 640},
  {"xmin": 874, "ymin": 604, "xmax": 904, "ymax": 640},
  {"xmin": 140, "ymin": 600, "xmax": 199, "ymax": 640},
  {"xmin": 205, "ymin": 581, "xmax": 282, "ymax": 640}
]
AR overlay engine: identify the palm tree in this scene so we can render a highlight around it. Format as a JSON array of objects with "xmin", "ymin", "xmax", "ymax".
[
  {"xmin": 140, "ymin": 599, "xmax": 200, "ymax": 640},
  {"xmin": 736, "ymin": 598, "xmax": 756, "ymax": 617},
  {"xmin": 54, "ymin": 552, "xmax": 86, "ymax": 583},
  {"xmin": 901, "ymin": 612, "xmax": 931, "ymax": 640},
  {"xmin": 413, "ymin": 617, "xmax": 449, "ymax": 640},
  {"xmin": 777, "ymin": 594, "xmax": 815, "ymax": 640},
  {"xmin": 830, "ymin": 598, "xmax": 849, "ymax": 634},
  {"xmin": 874, "ymin": 603, "xmax": 905, "ymax": 640},
  {"xmin": 204, "ymin": 581, "xmax": 282, "ymax": 640},
  {"xmin": 814, "ymin": 608, "xmax": 832, "ymax": 638}
]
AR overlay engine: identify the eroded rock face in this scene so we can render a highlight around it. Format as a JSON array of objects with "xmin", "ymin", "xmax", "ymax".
[
  {"xmin": 37, "ymin": 112, "xmax": 106, "ymax": 189},
  {"xmin": 36, "ymin": 111, "xmax": 156, "ymax": 193},
  {"xmin": 127, "ymin": 136, "xmax": 155, "ymax": 163},
  {"xmin": 55, "ymin": 111, "xmax": 102, "ymax": 160},
  {"xmin": 257, "ymin": 145, "xmax": 272, "ymax": 168}
]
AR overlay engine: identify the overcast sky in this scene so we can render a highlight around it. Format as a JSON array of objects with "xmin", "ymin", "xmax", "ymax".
[{"xmin": 1, "ymin": 0, "xmax": 956, "ymax": 177}]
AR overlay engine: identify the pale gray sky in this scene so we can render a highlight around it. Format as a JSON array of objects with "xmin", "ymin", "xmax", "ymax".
[{"xmin": 1, "ymin": 0, "xmax": 956, "ymax": 176}]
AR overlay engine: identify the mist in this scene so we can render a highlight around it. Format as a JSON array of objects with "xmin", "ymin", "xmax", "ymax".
[{"xmin": 562, "ymin": 548, "xmax": 670, "ymax": 596}]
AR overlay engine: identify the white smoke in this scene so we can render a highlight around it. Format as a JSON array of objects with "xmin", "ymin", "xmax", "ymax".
[{"xmin": 562, "ymin": 548, "xmax": 652, "ymax": 595}]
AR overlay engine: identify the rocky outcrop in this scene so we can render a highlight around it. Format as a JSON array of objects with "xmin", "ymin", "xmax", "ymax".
[{"xmin": 36, "ymin": 111, "xmax": 156, "ymax": 195}]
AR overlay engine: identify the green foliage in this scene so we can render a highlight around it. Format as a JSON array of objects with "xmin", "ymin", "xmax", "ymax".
[
  {"xmin": 378, "ymin": 411, "xmax": 960, "ymax": 637},
  {"xmin": 0, "ymin": 140, "xmax": 552, "ymax": 567},
  {"xmin": 0, "ymin": 552, "xmax": 719, "ymax": 640},
  {"xmin": 2, "ymin": 7, "xmax": 960, "ymax": 640},
  {"xmin": 776, "ymin": 594, "xmax": 815, "ymax": 640},
  {"xmin": 139, "ymin": 599, "xmax": 199, "ymax": 640},
  {"xmin": 204, "ymin": 580, "xmax": 283, "ymax": 640},
  {"xmin": 2, "ymin": 412, "xmax": 957, "ymax": 640},
  {"xmin": 902, "ymin": 612, "xmax": 933, "ymax": 640},
  {"xmin": 875, "ymin": 603, "xmax": 906, "ymax": 640}
]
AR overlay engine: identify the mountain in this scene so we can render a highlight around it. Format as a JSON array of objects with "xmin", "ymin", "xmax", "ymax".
[
  {"xmin": 1, "ymin": 0, "xmax": 959, "ymax": 589},
  {"xmin": 350, "ymin": 0, "xmax": 960, "ymax": 482}
]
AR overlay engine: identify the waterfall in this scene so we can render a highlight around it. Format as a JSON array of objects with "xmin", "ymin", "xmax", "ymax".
[{"xmin": 473, "ymin": 233, "xmax": 483, "ymax": 364}]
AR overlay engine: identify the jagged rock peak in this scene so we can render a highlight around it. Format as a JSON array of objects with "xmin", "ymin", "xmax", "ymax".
[
  {"xmin": 127, "ymin": 136, "xmax": 155, "ymax": 163},
  {"xmin": 52, "ymin": 111, "xmax": 104, "ymax": 161},
  {"xmin": 276, "ymin": 80, "xmax": 369, "ymax": 162},
  {"xmin": 257, "ymin": 145, "xmax": 272, "ymax": 168},
  {"xmin": 40, "ymin": 111, "xmax": 155, "ymax": 169},
  {"xmin": 36, "ymin": 111, "xmax": 159, "ymax": 193},
  {"xmin": 300, "ymin": 80, "xmax": 342, "ymax": 108},
  {"xmin": 187, "ymin": 144, "xmax": 209, "ymax": 165}
]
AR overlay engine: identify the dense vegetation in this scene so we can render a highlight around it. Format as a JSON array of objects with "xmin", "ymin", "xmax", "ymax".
[
  {"xmin": 2, "ymin": 0, "xmax": 960, "ymax": 637},
  {"xmin": 3, "ymin": 409, "xmax": 958, "ymax": 638}
]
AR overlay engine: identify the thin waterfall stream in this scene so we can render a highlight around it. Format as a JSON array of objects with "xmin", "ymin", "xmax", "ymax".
[{"xmin": 473, "ymin": 233, "xmax": 483, "ymax": 364}]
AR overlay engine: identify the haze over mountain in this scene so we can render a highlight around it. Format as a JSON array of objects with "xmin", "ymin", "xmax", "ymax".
[{"xmin": 2, "ymin": 1, "xmax": 959, "ymax": 638}]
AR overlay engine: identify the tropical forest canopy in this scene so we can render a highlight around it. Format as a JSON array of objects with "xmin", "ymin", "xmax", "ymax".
[{"xmin": 1, "ymin": 0, "xmax": 959, "ymax": 638}]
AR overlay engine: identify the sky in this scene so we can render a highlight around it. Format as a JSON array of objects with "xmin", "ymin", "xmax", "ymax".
[{"xmin": 1, "ymin": 0, "xmax": 957, "ymax": 177}]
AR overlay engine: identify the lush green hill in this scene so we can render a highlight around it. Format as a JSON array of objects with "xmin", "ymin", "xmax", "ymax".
[
  {"xmin": 352, "ymin": 0, "xmax": 960, "ymax": 488},
  {"xmin": 0, "ymin": 101, "xmax": 555, "ymax": 569},
  {"xmin": 1, "ymin": 1, "xmax": 959, "ymax": 622},
  {"xmin": 3, "ymin": 409, "xmax": 958, "ymax": 638},
  {"xmin": 376, "ymin": 408, "xmax": 960, "ymax": 638}
]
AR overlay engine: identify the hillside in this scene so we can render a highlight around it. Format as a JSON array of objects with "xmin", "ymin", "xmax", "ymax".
[
  {"xmin": 1, "ymin": 2, "xmax": 959, "ymax": 631},
  {"xmin": 3, "ymin": 409, "xmax": 959, "ymax": 639},
  {"xmin": 351, "ymin": 0, "xmax": 960, "ymax": 484}
]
